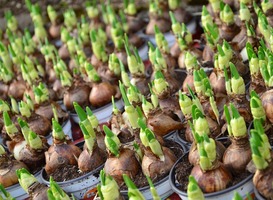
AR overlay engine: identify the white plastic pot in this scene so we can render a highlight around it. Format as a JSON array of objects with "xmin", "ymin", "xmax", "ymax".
[
  {"xmin": 70, "ymin": 98, "xmax": 124, "ymax": 124},
  {"xmin": 254, "ymin": 186, "xmax": 266, "ymax": 200},
  {"xmin": 169, "ymin": 154, "xmax": 255, "ymax": 200},
  {"xmin": 40, "ymin": 163, "xmax": 103, "ymax": 199},
  {"xmin": 240, "ymin": 47, "xmax": 248, "ymax": 62},
  {"xmin": 5, "ymin": 183, "xmax": 28, "ymax": 200},
  {"xmin": 46, "ymin": 119, "xmax": 72, "ymax": 145},
  {"xmin": 138, "ymin": 42, "xmax": 149, "ymax": 61},
  {"xmin": 147, "ymin": 18, "xmax": 197, "ymax": 47}
]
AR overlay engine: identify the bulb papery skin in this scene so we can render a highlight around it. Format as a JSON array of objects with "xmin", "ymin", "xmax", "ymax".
[
  {"xmin": 261, "ymin": 89, "xmax": 273, "ymax": 124},
  {"xmin": 191, "ymin": 162, "xmax": 232, "ymax": 193},
  {"xmin": 223, "ymin": 136, "xmax": 252, "ymax": 174},
  {"xmin": 253, "ymin": 160, "xmax": 273, "ymax": 199},
  {"xmin": 104, "ymin": 148, "xmax": 140, "ymax": 186}
]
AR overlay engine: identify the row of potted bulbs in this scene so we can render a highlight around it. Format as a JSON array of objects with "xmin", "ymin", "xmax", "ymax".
[{"xmin": 1, "ymin": 0, "xmax": 273, "ymax": 199}]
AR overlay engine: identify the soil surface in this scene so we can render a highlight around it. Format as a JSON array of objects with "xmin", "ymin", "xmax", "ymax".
[
  {"xmin": 120, "ymin": 140, "xmax": 184, "ymax": 190},
  {"xmin": 44, "ymin": 164, "xmax": 87, "ymax": 182}
]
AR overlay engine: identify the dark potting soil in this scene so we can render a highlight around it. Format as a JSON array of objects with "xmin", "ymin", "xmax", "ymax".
[
  {"xmin": 118, "ymin": 131, "xmax": 135, "ymax": 144},
  {"xmin": 120, "ymin": 140, "xmax": 184, "ymax": 190},
  {"xmin": 175, "ymin": 154, "xmax": 251, "ymax": 193},
  {"xmin": 44, "ymin": 165, "xmax": 88, "ymax": 182},
  {"xmin": 164, "ymin": 139, "xmax": 184, "ymax": 159}
]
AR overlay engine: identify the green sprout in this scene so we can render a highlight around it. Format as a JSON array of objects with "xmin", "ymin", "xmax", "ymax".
[
  {"xmin": 28, "ymin": 131, "xmax": 43, "ymax": 150},
  {"xmin": 239, "ymin": 2, "xmax": 251, "ymax": 22},
  {"xmin": 142, "ymin": 95, "xmax": 154, "ymax": 117},
  {"xmin": 34, "ymin": 83, "xmax": 49, "ymax": 104},
  {"xmin": 108, "ymin": 53, "xmax": 121, "ymax": 76},
  {"xmin": 52, "ymin": 118, "xmax": 66, "ymax": 141},
  {"xmin": 0, "ymin": 184, "xmax": 15, "ymax": 200},
  {"xmin": 230, "ymin": 62, "xmax": 245, "ymax": 95},
  {"xmin": 64, "ymin": 8, "xmax": 77, "ymax": 30},
  {"xmin": 224, "ymin": 103, "xmax": 247, "ymax": 137},
  {"xmin": 220, "ymin": 4, "xmax": 234, "ymax": 25},
  {"xmin": 250, "ymin": 91, "xmax": 266, "ymax": 123},
  {"xmin": 119, "ymin": 81, "xmax": 139, "ymax": 129},
  {"xmin": 201, "ymin": 6, "xmax": 213, "ymax": 31},
  {"xmin": 0, "ymin": 100, "xmax": 10, "ymax": 113},
  {"xmin": 16, "ymin": 168, "xmax": 38, "ymax": 193},
  {"xmin": 146, "ymin": 176, "xmax": 160, "ymax": 200},
  {"xmin": 4, "ymin": 111, "xmax": 18, "ymax": 138},
  {"xmin": 169, "ymin": 11, "xmax": 181, "ymax": 36},
  {"xmin": 103, "ymin": 125, "xmax": 121, "ymax": 157},
  {"xmin": 179, "ymin": 90, "xmax": 192, "ymax": 117},
  {"xmin": 154, "ymin": 25, "xmax": 169, "ymax": 54},
  {"xmin": 153, "ymin": 71, "xmax": 169, "ymax": 96},
  {"xmin": 123, "ymin": 174, "xmax": 145, "ymax": 200},
  {"xmin": 86, "ymin": 0, "xmax": 99, "ymax": 19},
  {"xmin": 192, "ymin": 105, "xmax": 210, "ymax": 136},
  {"xmin": 250, "ymin": 119, "xmax": 272, "ymax": 170},
  {"xmin": 99, "ymin": 170, "xmax": 120, "ymax": 200},
  {"xmin": 187, "ymin": 175, "xmax": 204, "ymax": 200},
  {"xmin": 137, "ymin": 118, "xmax": 164, "ymax": 161},
  {"xmin": 47, "ymin": 5, "xmax": 57, "ymax": 24},
  {"xmin": 47, "ymin": 177, "xmax": 70, "ymax": 200}
]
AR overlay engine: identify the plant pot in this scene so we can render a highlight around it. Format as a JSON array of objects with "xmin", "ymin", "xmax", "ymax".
[
  {"xmin": 163, "ymin": 130, "xmax": 179, "ymax": 141},
  {"xmin": 147, "ymin": 18, "xmax": 197, "ymax": 47},
  {"xmin": 40, "ymin": 164, "xmax": 103, "ymax": 199},
  {"xmin": 6, "ymin": 170, "xmax": 43, "ymax": 200},
  {"xmin": 70, "ymin": 98, "xmax": 124, "ymax": 124},
  {"xmin": 40, "ymin": 140, "xmax": 105, "ymax": 199},
  {"xmin": 57, "ymin": 100, "xmax": 67, "ymax": 111},
  {"xmin": 138, "ymin": 42, "xmax": 149, "ymax": 61},
  {"xmin": 120, "ymin": 140, "xmax": 186, "ymax": 200},
  {"xmin": 5, "ymin": 182, "xmax": 28, "ymax": 200},
  {"xmin": 176, "ymin": 129, "xmax": 192, "ymax": 151},
  {"xmin": 46, "ymin": 119, "xmax": 72, "ymax": 145},
  {"xmin": 169, "ymin": 153, "xmax": 255, "ymax": 200},
  {"xmin": 240, "ymin": 47, "xmax": 248, "ymax": 62}
]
